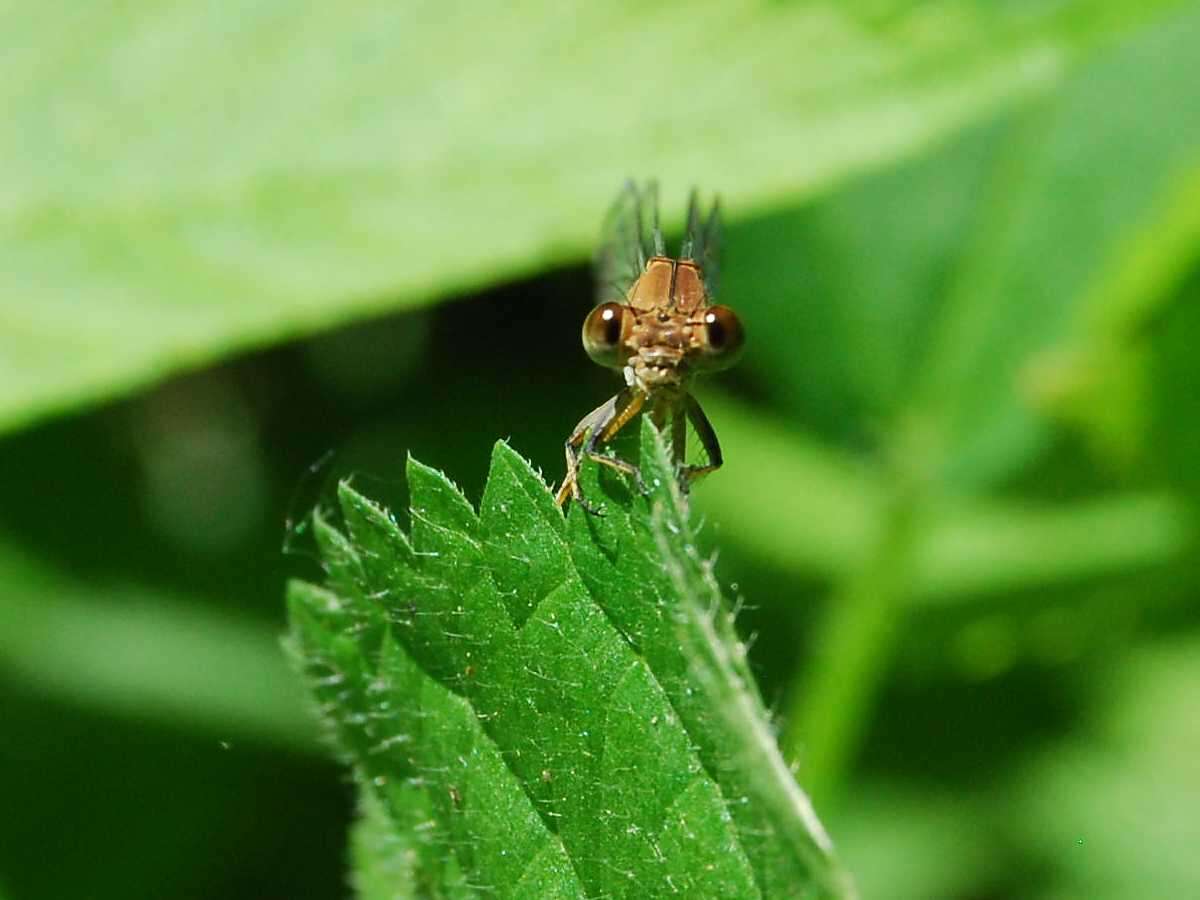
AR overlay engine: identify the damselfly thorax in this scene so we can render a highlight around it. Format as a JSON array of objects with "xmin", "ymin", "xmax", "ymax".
[{"xmin": 556, "ymin": 184, "xmax": 744, "ymax": 513}]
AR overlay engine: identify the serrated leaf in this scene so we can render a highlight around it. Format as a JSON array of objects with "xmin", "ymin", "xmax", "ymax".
[
  {"xmin": 288, "ymin": 419, "xmax": 853, "ymax": 898},
  {"xmin": 1, "ymin": 1, "xmax": 1184, "ymax": 435},
  {"xmin": 349, "ymin": 789, "xmax": 426, "ymax": 900}
]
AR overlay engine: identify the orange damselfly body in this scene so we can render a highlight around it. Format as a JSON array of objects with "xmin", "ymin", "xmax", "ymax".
[{"xmin": 555, "ymin": 181, "xmax": 744, "ymax": 513}]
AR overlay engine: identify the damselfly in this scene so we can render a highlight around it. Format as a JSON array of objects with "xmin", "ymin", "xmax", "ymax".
[{"xmin": 556, "ymin": 181, "xmax": 744, "ymax": 512}]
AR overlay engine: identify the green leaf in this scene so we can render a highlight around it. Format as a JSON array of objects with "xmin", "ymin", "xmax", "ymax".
[
  {"xmin": 726, "ymin": 1, "xmax": 1200, "ymax": 486},
  {"xmin": 1015, "ymin": 158, "xmax": 1200, "ymax": 470},
  {"xmin": 349, "ymin": 789, "xmax": 427, "ymax": 900},
  {"xmin": 1, "ymin": 1, "xmax": 1184, "ymax": 435},
  {"xmin": 918, "ymin": 3, "xmax": 1200, "ymax": 485},
  {"xmin": 288, "ymin": 420, "xmax": 854, "ymax": 898},
  {"xmin": 1148, "ymin": 272, "xmax": 1200, "ymax": 508},
  {"xmin": 694, "ymin": 392, "xmax": 1189, "ymax": 797},
  {"xmin": 0, "ymin": 538, "xmax": 315, "ymax": 750},
  {"xmin": 1013, "ymin": 637, "xmax": 1200, "ymax": 898},
  {"xmin": 694, "ymin": 394, "xmax": 1190, "ymax": 602},
  {"xmin": 694, "ymin": 9, "xmax": 1200, "ymax": 798}
]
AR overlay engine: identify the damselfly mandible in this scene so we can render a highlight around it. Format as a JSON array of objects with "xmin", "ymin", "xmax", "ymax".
[{"xmin": 556, "ymin": 181, "xmax": 744, "ymax": 513}]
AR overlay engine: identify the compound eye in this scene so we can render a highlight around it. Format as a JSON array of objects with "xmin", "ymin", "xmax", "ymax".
[
  {"xmin": 695, "ymin": 305, "xmax": 745, "ymax": 371},
  {"xmin": 582, "ymin": 302, "xmax": 632, "ymax": 368}
]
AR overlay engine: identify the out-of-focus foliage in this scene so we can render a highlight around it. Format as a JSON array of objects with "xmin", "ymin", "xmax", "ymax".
[
  {"xmin": 2, "ymin": 1, "xmax": 1199, "ymax": 898},
  {"xmin": 0, "ymin": 0, "xmax": 1183, "ymax": 435},
  {"xmin": 0, "ymin": 541, "xmax": 312, "ymax": 747},
  {"xmin": 723, "ymin": 6, "xmax": 1200, "ymax": 488},
  {"xmin": 1015, "ymin": 637, "xmax": 1200, "ymax": 899}
]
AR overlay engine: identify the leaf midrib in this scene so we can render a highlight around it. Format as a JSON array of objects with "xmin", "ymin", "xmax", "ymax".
[{"xmin": 346, "ymin": 480, "xmax": 765, "ymax": 897}]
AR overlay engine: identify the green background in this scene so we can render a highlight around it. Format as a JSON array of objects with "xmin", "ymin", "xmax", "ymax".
[{"xmin": 2, "ymin": 2, "xmax": 1198, "ymax": 897}]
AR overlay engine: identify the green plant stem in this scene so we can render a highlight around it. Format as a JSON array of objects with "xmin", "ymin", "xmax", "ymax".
[{"xmin": 783, "ymin": 485, "xmax": 920, "ymax": 807}]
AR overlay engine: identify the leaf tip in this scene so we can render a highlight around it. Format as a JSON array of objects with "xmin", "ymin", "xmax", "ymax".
[{"xmin": 405, "ymin": 452, "xmax": 478, "ymax": 530}]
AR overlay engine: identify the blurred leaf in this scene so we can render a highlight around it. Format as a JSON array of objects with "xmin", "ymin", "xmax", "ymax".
[
  {"xmin": 706, "ymin": 9, "xmax": 1200, "ymax": 798},
  {"xmin": 1016, "ymin": 637, "xmax": 1200, "ymax": 898},
  {"xmin": 695, "ymin": 395, "xmax": 1190, "ymax": 601},
  {"xmin": 1027, "ymin": 165, "xmax": 1200, "ymax": 466},
  {"xmin": 725, "ymin": 2, "xmax": 1200, "ymax": 486},
  {"xmin": 833, "ymin": 786, "xmax": 997, "ymax": 900},
  {"xmin": 288, "ymin": 421, "xmax": 853, "ymax": 897},
  {"xmin": 923, "ymin": 4, "xmax": 1200, "ymax": 485},
  {"xmin": 913, "ymin": 492, "xmax": 1189, "ymax": 601},
  {"xmin": 1147, "ymin": 271, "xmax": 1200, "ymax": 508},
  {"xmin": 0, "ymin": 539, "xmax": 315, "ymax": 750},
  {"xmin": 0, "ymin": 1, "xmax": 1185, "ymax": 435},
  {"xmin": 697, "ymin": 388, "xmax": 1189, "ymax": 799},
  {"xmin": 725, "ymin": 115, "xmax": 1008, "ymax": 447},
  {"xmin": 693, "ymin": 391, "xmax": 886, "ymax": 576}
]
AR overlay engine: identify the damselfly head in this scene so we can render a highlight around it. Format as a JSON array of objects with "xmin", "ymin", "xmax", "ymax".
[{"xmin": 582, "ymin": 183, "xmax": 744, "ymax": 389}]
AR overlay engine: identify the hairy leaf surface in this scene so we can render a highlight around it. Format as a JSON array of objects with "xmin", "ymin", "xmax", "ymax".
[{"xmin": 288, "ymin": 420, "xmax": 853, "ymax": 897}]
